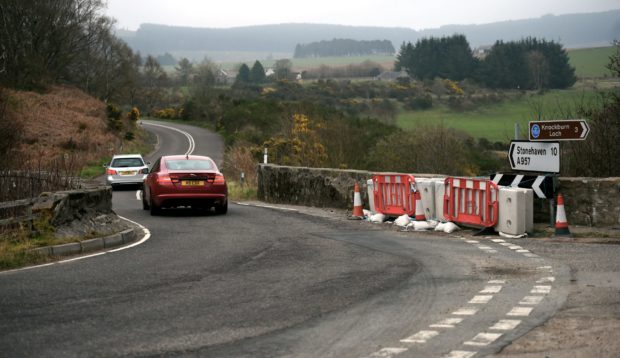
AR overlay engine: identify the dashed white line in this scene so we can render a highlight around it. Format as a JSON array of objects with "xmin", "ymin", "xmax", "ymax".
[
  {"xmin": 430, "ymin": 317, "xmax": 463, "ymax": 328},
  {"xmin": 367, "ymin": 347, "xmax": 408, "ymax": 357},
  {"xmin": 477, "ymin": 245, "xmax": 493, "ymax": 250},
  {"xmin": 536, "ymin": 276, "xmax": 555, "ymax": 283},
  {"xmin": 491, "ymin": 239, "xmax": 505, "ymax": 243},
  {"xmin": 452, "ymin": 307, "xmax": 479, "ymax": 316},
  {"xmin": 499, "ymin": 242, "xmax": 512, "ymax": 246},
  {"xmin": 400, "ymin": 330, "xmax": 439, "ymax": 343},
  {"xmin": 480, "ymin": 285, "xmax": 502, "ymax": 294},
  {"xmin": 136, "ymin": 190, "xmax": 142, "ymax": 201},
  {"xmin": 519, "ymin": 296, "xmax": 544, "ymax": 305},
  {"xmin": 444, "ymin": 351, "xmax": 477, "ymax": 358},
  {"xmin": 516, "ymin": 249, "xmax": 530, "ymax": 253},
  {"xmin": 508, "ymin": 245, "xmax": 523, "ymax": 250},
  {"xmin": 469, "ymin": 295, "xmax": 493, "ymax": 304},
  {"xmin": 465, "ymin": 240, "xmax": 480, "ymax": 244},
  {"xmin": 464, "ymin": 332, "xmax": 502, "ymax": 346},
  {"xmin": 531, "ymin": 285, "xmax": 552, "ymax": 294},
  {"xmin": 537, "ymin": 265, "xmax": 553, "ymax": 271},
  {"xmin": 524, "ymin": 253, "xmax": 540, "ymax": 258},
  {"xmin": 489, "ymin": 319, "xmax": 522, "ymax": 331},
  {"xmin": 507, "ymin": 306, "xmax": 534, "ymax": 316},
  {"xmin": 488, "ymin": 279, "xmax": 506, "ymax": 284}
]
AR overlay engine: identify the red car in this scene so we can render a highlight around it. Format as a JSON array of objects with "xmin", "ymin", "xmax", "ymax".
[{"xmin": 142, "ymin": 155, "xmax": 228, "ymax": 215}]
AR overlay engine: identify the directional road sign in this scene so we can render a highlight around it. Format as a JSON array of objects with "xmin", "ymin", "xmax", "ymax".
[
  {"xmin": 529, "ymin": 119, "xmax": 590, "ymax": 141},
  {"xmin": 509, "ymin": 140, "xmax": 560, "ymax": 173}
]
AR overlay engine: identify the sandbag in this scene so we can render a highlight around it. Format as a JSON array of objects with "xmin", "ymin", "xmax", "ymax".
[{"xmin": 394, "ymin": 214, "xmax": 411, "ymax": 227}]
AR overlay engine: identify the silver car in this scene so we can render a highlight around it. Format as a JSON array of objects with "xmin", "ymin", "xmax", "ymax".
[{"xmin": 105, "ymin": 154, "xmax": 149, "ymax": 188}]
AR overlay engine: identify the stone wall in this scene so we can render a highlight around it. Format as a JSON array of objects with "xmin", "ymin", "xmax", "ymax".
[{"xmin": 257, "ymin": 164, "xmax": 620, "ymax": 227}]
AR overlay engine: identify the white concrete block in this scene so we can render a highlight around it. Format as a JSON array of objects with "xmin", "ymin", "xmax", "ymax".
[
  {"xmin": 495, "ymin": 187, "xmax": 528, "ymax": 236},
  {"xmin": 434, "ymin": 179, "xmax": 447, "ymax": 222},
  {"xmin": 416, "ymin": 178, "xmax": 437, "ymax": 220},
  {"xmin": 367, "ymin": 179, "xmax": 376, "ymax": 213}
]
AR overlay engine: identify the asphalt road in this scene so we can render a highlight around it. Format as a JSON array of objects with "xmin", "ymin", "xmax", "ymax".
[{"xmin": 0, "ymin": 121, "xmax": 617, "ymax": 357}]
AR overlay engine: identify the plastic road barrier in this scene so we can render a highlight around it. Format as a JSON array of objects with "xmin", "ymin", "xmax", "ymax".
[
  {"xmin": 444, "ymin": 177, "xmax": 499, "ymax": 228},
  {"xmin": 372, "ymin": 174, "xmax": 417, "ymax": 217}
]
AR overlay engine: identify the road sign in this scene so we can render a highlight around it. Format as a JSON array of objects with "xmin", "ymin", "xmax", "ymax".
[
  {"xmin": 509, "ymin": 140, "xmax": 560, "ymax": 173},
  {"xmin": 491, "ymin": 173, "xmax": 554, "ymax": 199},
  {"xmin": 529, "ymin": 119, "xmax": 590, "ymax": 141}
]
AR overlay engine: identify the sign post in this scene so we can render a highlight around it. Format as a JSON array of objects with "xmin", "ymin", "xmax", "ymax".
[
  {"xmin": 509, "ymin": 140, "xmax": 560, "ymax": 173},
  {"xmin": 529, "ymin": 119, "xmax": 590, "ymax": 141}
]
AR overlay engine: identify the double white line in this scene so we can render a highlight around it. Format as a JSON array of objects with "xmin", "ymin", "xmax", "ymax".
[{"xmin": 142, "ymin": 121, "xmax": 196, "ymax": 155}]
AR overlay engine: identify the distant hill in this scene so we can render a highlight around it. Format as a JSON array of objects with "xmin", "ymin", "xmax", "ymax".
[{"xmin": 117, "ymin": 10, "xmax": 620, "ymax": 60}]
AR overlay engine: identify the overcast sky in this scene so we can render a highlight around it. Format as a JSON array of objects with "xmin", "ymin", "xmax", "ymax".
[{"xmin": 106, "ymin": 0, "xmax": 620, "ymax": 31}]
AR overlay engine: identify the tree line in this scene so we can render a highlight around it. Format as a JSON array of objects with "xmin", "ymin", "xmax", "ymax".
[
  {"xmin": 396, "ymin": 35, "xmax": 576, "ymax": 90},
  {"xmin": 294, "ymin": 39, "xmax": 395, "ymax": 58}
]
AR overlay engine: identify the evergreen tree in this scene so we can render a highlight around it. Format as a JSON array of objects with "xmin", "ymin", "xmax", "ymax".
[
  {"xmin": 235, "ymin": 63, "xmax": 250, "ymax": 84},
  {"xmin": 250, "ymin": 60, "xmax": 266, "ymax": 83}
]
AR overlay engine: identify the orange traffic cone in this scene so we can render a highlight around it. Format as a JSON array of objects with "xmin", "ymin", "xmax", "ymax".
[
  {"xmin": 352, "ymin": 182, "xmax": 365, "ymax": 218},
  {"xmin": 554, "ymin": 193, "xmax": 572, "ymax": 237},
  {"xmin": 414, "ymin": 190, "xmax": 426, "ymax": 221}
]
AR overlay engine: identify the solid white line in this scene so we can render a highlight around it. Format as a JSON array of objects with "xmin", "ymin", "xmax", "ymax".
[
  {"xmin": 488, "ymin": 279, "xmax": 507, "ymax": 284},
  {"xmin": 489, "ymin": 319, "xmax": 521, "ymax": 331},
  {"xmin": 536, "ymin": 276, "xmax": 555, "ymax": 283},
  {"xmin": 453, "ymin": 307, "xmax": 479, "ymax": 316},
  {"xmin": 400, "ymin": 330, "xmax": 439, "ymax": 343},
  {"xmin": 142, "ymin": 122, "xmax": 195, "ymax": 155},
  {"xmin": 0, "ymin": 216, "xmax": 151, "ymax": 274},
  {"xmin": 444, "ymin": 351, "xmax": 477, "ymax": 358},
  {"xmin": 480, "ymin": 285, "xmax": 502, "ymax": 294},
  {"xmin": 464, "ymin": 332, "xmax": 502, "ymax": 346},
  {"xmin": 531, "ymin": 285, "xmax": 552, "ymax": 294},
  {"xmin": 507, "ymin": 306, "xmax": 534, "ymax": 316},
  {"xmin": 234, "ymin": 202, "xmax": 299, "ymax": 212},
  {"xmin": 469, "ymin": 295, "xmax": 493, "ymax": 304},
  {"xmin": 430, "ymin": 317, "xmax": 463, "ymax": 328},
  {"xmin": 519, "ymin": 296, "xmax": 544, "ymax": 305}
]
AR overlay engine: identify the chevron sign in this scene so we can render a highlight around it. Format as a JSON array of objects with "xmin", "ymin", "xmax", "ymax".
[{"xmin": 490, "ymin": 173, "xmax": 555, "ymax": 199}]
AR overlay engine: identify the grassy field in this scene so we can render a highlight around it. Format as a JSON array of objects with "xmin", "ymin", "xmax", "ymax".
[
  {"xmin": 397, "ymin": 89, "xmax": 605, "ymax": 143},
  {"xmin": 568, "ymin": 46, "xmax": 616, "ymax": 78}
]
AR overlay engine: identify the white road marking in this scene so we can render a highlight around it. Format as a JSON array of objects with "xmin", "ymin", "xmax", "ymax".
[
  {"xmin": 366, "ymin": 347, "xmax": 408, "ymax": 357},
  {"xmin": 537, "ymin": 265, "xmax": 553, "ymax": 271},
  {"xmin": 536, "ymin": 276, "xmax": 555, "ymax": 283},
  {"xmin": 480, "ymin": 285, "xmax": 502, "ymax": 294},
  {"xmin": 516, "ymin": 249, "xmax": 530, "ymax": 253},
  {"xmin": 499, "ymin": 242, "xmax": 512, "ymax": 246},
  {"xmin": 531, "ymin": 285, "xmax": 552, "ymax": 294},
  {"xmin": 477, "ymin": 245, "xmax": 493, "ymax": 250},
  {"xmin": 136, "ymin": 190, "xmax": 142, "ymax": 201},
  {"xmin": 488, "ymin": 279, "xmax": 506, "ymax": 284},
  {"xmin": 430, "ymin": 317, "xmax": 463, "ymax": 328},
  {"xmin": 489, "ymin": 319, "xmax": 521, "ymax": 331},
  {"xmin": 444, "ymin": 351, "xmax": 477, "ymax": 358},
  {"xmin": 519, "ymin": 296, "xmax": 544, "ymax": 305},
  {"xmin": 464, "ymin": 332, "xmax": 502, "ymax": 346},
  {"xmin": 234, "ymin": 202, "xmax": 299, "ymax": 212},
  {"xmin": 507, "ymin": 306, "xmax": 534, "ymax": 316},
  {"xmin": 508, "ymin": 245, "xmax": 523, "ymax": 250},
  {"xmin": 481, "ymin": 249, "xmax": 498, "ymax": 253},
  {"xmin": 524, "ymin": 253, "xmax": 540, "ymax": 258},
  {"xmin": 453, "ymin": 307, "xmax": 479, "ymax": 316},
  {"xmin": 0, "ymin": 216, "xmax": 151, "ymax": 274},
  {"xmin": 465, "ymin": 240, "xmax": 479, "ymax": 244},
  {"xmin": 491, "ymin": 239, "xmax": 505, "ymax": 243},
  {"xmin": 400, "ymin": 330, "xmax": 439, "ymax": 343},
  {"xmin": 142, "ymin": 122, "xmax": 195, "ymax": 155},
  {"xmin": 469, "ymin": 295, "xmax": 493, "ymax": 304}
]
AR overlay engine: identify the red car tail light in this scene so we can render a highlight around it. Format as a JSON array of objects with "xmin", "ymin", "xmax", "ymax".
[
  {"xmin": 106, "ymin": 168, "xmax": 117, "ymax": 175},
  {"xmin": 213, "ymin": 174, "xmax": 226, "ymax": 184},
  {"xmin": 156, "ymin": 174, "xmax": 173, "ymax": 185}
]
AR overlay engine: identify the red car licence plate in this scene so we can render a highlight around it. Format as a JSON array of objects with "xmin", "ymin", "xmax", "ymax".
[{"xmin": 181, "ymin": 180, "xmax": 204, "ymax": 186}]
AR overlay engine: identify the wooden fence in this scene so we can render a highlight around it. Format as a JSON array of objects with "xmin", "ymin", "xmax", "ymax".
[{"xmin": 0, "ymin": 199, "xmax": 34, "ymax": 233}]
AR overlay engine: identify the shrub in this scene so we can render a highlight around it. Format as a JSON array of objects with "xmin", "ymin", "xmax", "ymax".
[
  {"xmin": 128, "ymin": 107, "xmax": 140, "ymax": 121},
  {"xmin": 106, "ymin": 104, "xmax": 122, "ymax": 121}
]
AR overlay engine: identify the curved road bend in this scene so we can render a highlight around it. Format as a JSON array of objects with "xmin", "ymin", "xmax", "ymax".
[{"xmin": 0, "ymin": 121, "xmax": 569, "ymax": 357}]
